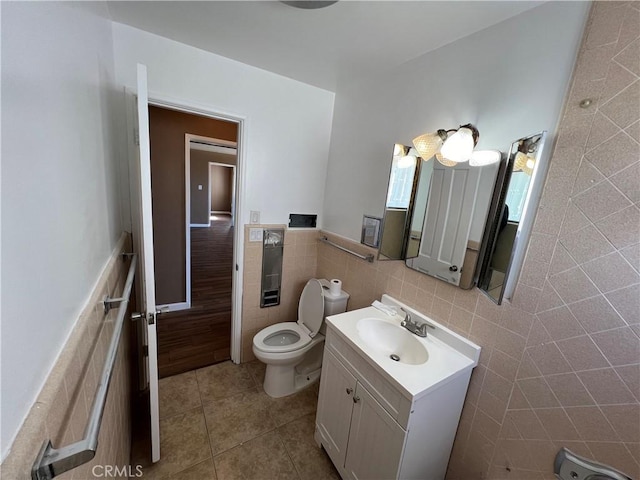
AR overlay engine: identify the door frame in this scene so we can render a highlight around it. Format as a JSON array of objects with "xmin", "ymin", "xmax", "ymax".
[
  {"xmin": 186, "ymin": 141, "xmax": 237, "ymax": 229},
  {"xmin": 128, "ymin": 90, "xmax": 247, "ymax": 364}
]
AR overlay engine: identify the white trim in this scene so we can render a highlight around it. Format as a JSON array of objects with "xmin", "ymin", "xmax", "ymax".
[
  {"xmin": 183, "ymin": 136, "xmax": 193, "ymax": 310},
  {"xmin": 191, "ymin": 142, "xmax": 237, "ymax": 155},
  {"xmin": 157, "ymin": 302, "xmax": 190, "ymax": 313},
  {"xmin": 145, "ymin": 93, "xmax": 246, "ymax": 365},
  {"xmin": 190, "ymin": 224, "xmax": 210, "ymax": 228}
]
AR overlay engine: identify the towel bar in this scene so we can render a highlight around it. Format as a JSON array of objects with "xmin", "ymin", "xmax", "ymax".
[
  {"xmin": 319, "ymin": 236, "xmax": 375, "ymax": 263},
  {"xmin": 32, "ymin": 253, "xmax": 138, "ymax": 480}
]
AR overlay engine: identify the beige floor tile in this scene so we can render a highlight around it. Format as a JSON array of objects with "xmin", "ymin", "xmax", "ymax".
[
  {"xmin": 141, "ymin": 407, "xmax": 211, "ymax": 479},
  {"xmin": 159, "ymin": 371, "xmax": 202, "ymax": 419},
  {"xmin": 278, "ymin": 413, "xmax": 340, "ymax": 480},
  {"xmin": 168, "ymin": 458, "xmax": 217, "ymax": 480},
  {"xmin": 213, "ymin": 430, "xmax": 298, "ymax": 480},
  {"xmin": 267, "ymin": 383, "xmax": 320, "ymax": 427},
  {"xmin": 196, "ymin": 361, "xmax": 255, "ymax": 400},
  {"xmin": 246, "ymin": 360, "xmax": 266, "ymax": 388},
  {"xmin": 203, "ymin": 387, "xmax": 276, "ymax": 455}
]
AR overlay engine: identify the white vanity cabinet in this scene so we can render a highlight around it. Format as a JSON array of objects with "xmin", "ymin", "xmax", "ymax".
[
  {"xmin": 317, "ymin": 350, "xmax": 406, "ymax": 480},
  {"xmin": 315, "ymin": 312, "xmax": 478, "ymax": 480}
]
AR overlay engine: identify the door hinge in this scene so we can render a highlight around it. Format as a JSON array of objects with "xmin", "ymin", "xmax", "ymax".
[
  {"xmin": 148, "ymin": 313, "xmax": 155, "ymax": 325},
  {"xmin": 143, "ymin": 345, "xmax": 149, "ymax": 357},
  {"xmin": 235, "ymin": 264, "xmax": 239, "ymax": 271},
  {"xmin": 134, "ymin": 128, "xmax": 140, "ymax": 146}
]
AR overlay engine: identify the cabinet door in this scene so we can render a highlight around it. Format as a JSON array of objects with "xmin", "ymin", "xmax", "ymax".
[
  {"xmin": 345, "ymin": 383, "xmax": 406, "ymax": 480},
  {"xmin": 316, "ymin": 350, "xmax": 357, "ymax": 466}
]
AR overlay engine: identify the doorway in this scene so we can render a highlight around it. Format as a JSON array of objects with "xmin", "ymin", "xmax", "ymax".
[{"xmin": 147, "ymin": 105, "xmax": 240, "ymax": 378}]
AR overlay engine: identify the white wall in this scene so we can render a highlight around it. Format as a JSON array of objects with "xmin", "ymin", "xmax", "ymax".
[
  {"xmin": 0, "ymin": 2, "xmax": 124, "ymax": 458},
  {"xmin": 111, "ymin": 23, "xmax": 336, "ymax": 229},
  {"xmin": 323, "ymin": 1, "xmax": 590, "ymax": 241}
]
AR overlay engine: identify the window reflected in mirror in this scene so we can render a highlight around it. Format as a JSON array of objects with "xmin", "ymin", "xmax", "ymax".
[
  {"xmin": 477, "ymin": 131, "xmax": 547, "ymax": 304},
  {"xmin": 379, "ymin": 145, "xmax": 421, "ymax": 260}
]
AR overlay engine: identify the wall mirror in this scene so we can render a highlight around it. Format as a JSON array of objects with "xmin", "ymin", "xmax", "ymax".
[
  {"xmin": 379, "ymin": 143, "xmax": 503, "ymax": 289},
  {"xmin": 378, "ymin": 144, "xmax": 422, "ymax": 260},
  {"xmin": 477, "ymin": 131, "xmax": 548, "ymax": 304}
]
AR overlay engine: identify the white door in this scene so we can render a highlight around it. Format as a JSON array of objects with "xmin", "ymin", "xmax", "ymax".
[
  {"xmin": 133, "ymin": 63, "xmax": 161, "ymax": 462},
  {"xmin": 344, "ymin": 383, "xmax": 406, "ymax": 480},
  {"xmin": 407, "ymin": 162, "xmax": 481, "ymax": 285}
]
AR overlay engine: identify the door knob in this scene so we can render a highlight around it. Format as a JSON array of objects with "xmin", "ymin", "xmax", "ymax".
[{"xmin": 449, "ymin": 265, "xmax": 458, "ymax": 272}]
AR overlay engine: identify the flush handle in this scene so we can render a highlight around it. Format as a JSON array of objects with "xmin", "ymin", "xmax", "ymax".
[{"xmin": 345, "ymin": 387, "xmax": 353, "ymax": 395}]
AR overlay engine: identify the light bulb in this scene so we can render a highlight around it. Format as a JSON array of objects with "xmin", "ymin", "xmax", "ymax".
[
  {"xmin": 469, "ymin": 150, "xmax": 501, "ymax": 167},
  {"xmin": 440, "ymin": 127, "xmax": 475, "ymax": 163},
  {"xmin": 435, "ymin": 153, "xmax": 457, "ymax": 167},
  {"xmin": 397, "ymin": 155, "xmax": 416, "ymax": 169}
]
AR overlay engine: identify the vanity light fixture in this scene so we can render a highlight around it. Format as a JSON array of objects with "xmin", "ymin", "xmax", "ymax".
[
  {"xmin": 469, "ymin": 149, "xmax": 501, "ymax": 167},
  {"xmin": 514, "ymin": 151, "xmax": 536, "ymax": 175},
  {"xmin": 435, "ymin": 152, "xmax": 458, "ymax": 167},
  {"xmin": 412, "ymin": 124, "xmax": 480, "ymax": 165},
  {"xmin": 398, "ymin": 150, "xmax": 418, "ymax": 168},
  {"xmin": 412, "ymin": 130, "xmax": 448, "ymax": 160},
  {"xmin": 513, "ymin": 135, "xmax": 540, "ymax": 175}
]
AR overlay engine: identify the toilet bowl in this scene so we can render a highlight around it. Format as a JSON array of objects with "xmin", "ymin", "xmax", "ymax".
[{"xmin": 253, "ymin": 278, "xmax": 349, "ymax": 398}]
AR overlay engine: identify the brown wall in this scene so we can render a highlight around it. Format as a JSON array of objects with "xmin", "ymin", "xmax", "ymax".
[
  {"xmin": 241, "ymin": 3, "xmax": 640, "ymax": 477},
  {"xmin": 189, "ymin": 150, "xmax": 210, "ymax": 225},
  {"xmin": 210, "ymin": 165, "xmax": 233, "ymax": 212},
  {"xmin": 149, "ymin": 106, "xmax": 237, "ymax": 304}
]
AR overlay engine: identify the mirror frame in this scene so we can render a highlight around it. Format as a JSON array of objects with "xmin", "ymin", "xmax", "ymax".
[
  {"xmin": 477, "ymin": 131, "xmax": 549, "ymax": 304},
  {"xmin": 377, "ymin": 146, "xmax": 423, "ymax": 261}
]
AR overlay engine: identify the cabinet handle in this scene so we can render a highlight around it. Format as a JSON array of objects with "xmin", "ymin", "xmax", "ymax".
[
  {"xmin": 346, "ymin": 387, "xmax": 353, "ymax": 395},
  {"xmin": 353, "ymin": 396, "xmax": 360, "ymax": 403}
]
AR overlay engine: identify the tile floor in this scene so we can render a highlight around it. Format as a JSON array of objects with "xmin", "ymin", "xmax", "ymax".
[{"xmin": 136, "ymin": 360, "xmax": 340, "ymax": 479}]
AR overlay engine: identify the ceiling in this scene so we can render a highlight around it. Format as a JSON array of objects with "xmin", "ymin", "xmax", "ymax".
[{"xmin": 106, "ymin": 1, "xmax": 544, "ymax": 92}]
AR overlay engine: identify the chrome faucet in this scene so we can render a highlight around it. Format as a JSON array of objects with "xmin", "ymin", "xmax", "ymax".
[{"xmin": 400, "ymin": 308, "xmax": 435, "ymax": 337}]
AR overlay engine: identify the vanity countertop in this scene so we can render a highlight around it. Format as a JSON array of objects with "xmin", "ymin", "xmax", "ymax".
[{"xmin": 325, "ymin": 295, "xmax": 481, "ymax": 400}]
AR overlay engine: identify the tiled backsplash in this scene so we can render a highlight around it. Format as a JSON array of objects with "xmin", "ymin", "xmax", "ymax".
[
  {"xmin": 1, "ymin": 234, "xmax": 134, "ymax": 480},
  {"xmin": 241, "ymin": 3, "xmax": 639, "ymax": 478},
  {"xmin": 241, "ymin": 226, "xmax": 319, "ymax": 362}
]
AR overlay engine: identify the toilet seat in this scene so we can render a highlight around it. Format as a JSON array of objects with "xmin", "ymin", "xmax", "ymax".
[
  {"xmin": 253, "ymin": 322, "xmax": 312, "ymax": 354},
  {"xmin": 253, "ymin": 279, "xmax": 326, "ymax": 354}
]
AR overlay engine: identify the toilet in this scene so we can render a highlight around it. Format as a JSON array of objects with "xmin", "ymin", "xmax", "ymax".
[{"xmin": 252, "ymin": 278, "xmax": 349, "ymax": 398}]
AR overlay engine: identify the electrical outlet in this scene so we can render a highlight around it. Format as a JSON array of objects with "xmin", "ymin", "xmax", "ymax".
[
  {"xmin": 249, "ymin": 228, "xmax": 263, "ymax": 242},
  {"xmin": 250, "ymin": 211, "xmax": 260, "ymax": 224}
]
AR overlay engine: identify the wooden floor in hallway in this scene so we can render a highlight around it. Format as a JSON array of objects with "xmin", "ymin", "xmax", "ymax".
[{"xmin": 157, "ymin": 214, "xmax": 234, "ymax": 378}]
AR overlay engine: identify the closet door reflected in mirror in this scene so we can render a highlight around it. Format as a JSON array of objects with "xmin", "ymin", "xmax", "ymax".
[
  {"xmin": 379, "ymin": 143, "xmax": 503, "ymax": 290},
  {"xmin": 405, "ymin": 159, "xmax": 500, "ymax": 287},
  {"xmin": 477, "ymin": 131, "xmax": 548, "ymax": 304}
]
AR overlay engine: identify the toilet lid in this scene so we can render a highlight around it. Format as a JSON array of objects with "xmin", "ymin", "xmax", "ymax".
[{"xmin": 297, "ymin": 279, "xmax": 325, "ymax": 337}]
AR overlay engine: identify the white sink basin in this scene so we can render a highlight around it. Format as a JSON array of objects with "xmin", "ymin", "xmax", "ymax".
[
  {"xmin": 325, "ymin": 295, "xmax": 481, "ymax": 399},
  {"xmin": 356, "ymin": 318, "xmax": 428, "ymax": 365}
]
